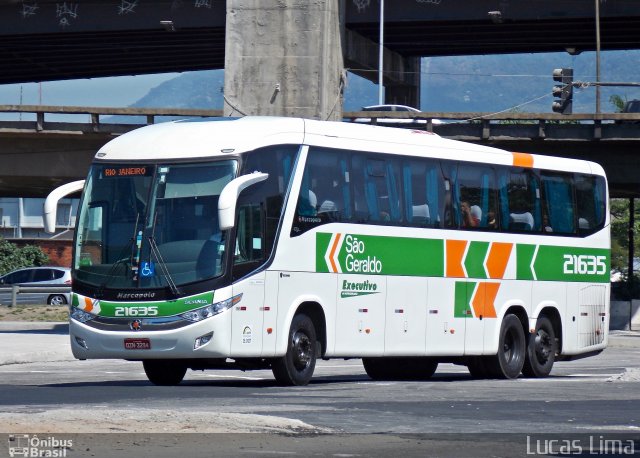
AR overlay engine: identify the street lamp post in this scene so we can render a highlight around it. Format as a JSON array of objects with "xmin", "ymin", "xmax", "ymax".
[
  {"xmin": 595, "ymin": 0, "xmax": 601, "ymax": 115},
  {"xmin": 378, "ymin": 0, "xmax": 384, "ymax": 105}
]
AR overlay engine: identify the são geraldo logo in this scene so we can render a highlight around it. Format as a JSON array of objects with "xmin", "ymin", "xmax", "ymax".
[{"xmin": 324, "ymin": 234, "xmax": 383, "ymax": 274}]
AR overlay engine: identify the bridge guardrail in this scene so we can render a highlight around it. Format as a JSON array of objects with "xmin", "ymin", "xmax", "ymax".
[
  {"xmin": 2, "ymin": 104, "xmax": 640, "ymax": 140},
  {"xmin": 0, "ymin": 286, "xmax": 72, "ymax": 307}
]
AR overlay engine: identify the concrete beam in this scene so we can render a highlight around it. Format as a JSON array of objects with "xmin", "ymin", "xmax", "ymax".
[
  {"xmin": 223, "ymin": 0, "xmax": 345, "ymax": 120},
  {"xmin": 0, "ymin": 133, "xmax": 105, "ymax": 197},
  {"xmin": 344, "ymin": 29, "xmax": 420, "ymax": 107}
]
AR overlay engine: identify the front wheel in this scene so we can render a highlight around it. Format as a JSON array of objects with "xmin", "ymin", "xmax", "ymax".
[
  {"xmin": 486, "ymin": 314, "xmax": 526, "ymax": 379},
  {"xmin": 272, "ymin": 314, "xmax": 318, "ymax": 386},
  {"xmin": 48, "ymin": 294, "xmax": 67, "ymax": 306},
  {"xmin": 143, "ymin": 360, "xmax": 187, "ymax": 386},
  {"xmin": 522, "ymin": 316, "xmax": 557, "ymax": 378}
]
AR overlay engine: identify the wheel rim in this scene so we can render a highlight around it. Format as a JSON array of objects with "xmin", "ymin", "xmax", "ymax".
[
  {"xmin": 292, "ymin": 330, "xmax": 312, "ymax": 371},
  {"xmin": 50, "ymin": 295, "xmax": 65, "ymax": 305},
  {"xmin": 534, "ymin": 329, "xmax": 552, "ymax": 363}
]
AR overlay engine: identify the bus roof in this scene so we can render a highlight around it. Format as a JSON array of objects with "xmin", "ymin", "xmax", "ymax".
[{"xmin": 94, "ymin": 116, "xmax": 603, "ymax": 176}]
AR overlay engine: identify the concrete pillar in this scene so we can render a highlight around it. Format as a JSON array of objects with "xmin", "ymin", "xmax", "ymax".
[
  {"xmin": 224, "ymin": 0, "xmax": 345, "ymax": 121},
  {"xmin": 344, "ymin": 30, "xmax": 420, "ymax": 108},
  {"xmin": 384, "ymin": 56, "xmax": 421, "ymax": 108}
]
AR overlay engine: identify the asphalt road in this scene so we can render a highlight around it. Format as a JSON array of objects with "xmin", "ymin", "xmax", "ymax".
[{"xmin": 1, "ymin": 343, "xmax": 640, "ymax": 457}]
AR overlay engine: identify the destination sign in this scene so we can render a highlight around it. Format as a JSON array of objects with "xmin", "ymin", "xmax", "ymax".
[{"xmin": 103, "ymin": 166, "xmax": 152, "ymax": 178}]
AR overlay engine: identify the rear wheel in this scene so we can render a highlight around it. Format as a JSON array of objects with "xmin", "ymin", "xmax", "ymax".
[
  {"xmin": 48, "ymin": 294, "xmax": 67, "ymax": 306},
  {"xmin": 485, "ymin": 314, "xmax": 526, "ymax": 379},
  {"xmin": 272, "ymin": 313, "xmax": 318, "ymax": 386},
  {"xmin": 143, "ymin": 360, "xmax": 187, "ymax": 386},
  {"xmin": 522, "ymin": 316, "xmax": 556, "ymax": 378},
  {"xmin": 363, "ymin": 357, "xmax": 438, "ymax": 381}
]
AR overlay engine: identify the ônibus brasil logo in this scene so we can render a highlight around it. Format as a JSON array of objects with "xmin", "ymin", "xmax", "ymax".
[{"xmin": 323, "ymin": 234, "xmax": 382, "ymax": 274}]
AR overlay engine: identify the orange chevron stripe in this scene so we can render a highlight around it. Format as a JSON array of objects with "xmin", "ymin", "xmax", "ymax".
[
  {"xmin": 472, "ymin": 282, "xmax": 499, "ymax": 318},
  {"xmin": 446, "ymin": 239, "xmax": 467, "ymax": 278},
  {"xmin": 329, "ymin": 233, "xmax": 342, "ymax": 273},
  {"xmin": 84, "ymin": 296, "xmax": 94, "ymax": 313},
  {"xmin": 486, "ymin": 242, "xmax": 513, "ymax": 279},
  {"xmin": 512, "ymin": 152, "xmax": 534, "ymax": 168}
]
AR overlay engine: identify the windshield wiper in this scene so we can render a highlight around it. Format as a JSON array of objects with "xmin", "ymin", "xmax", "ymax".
[{"xmin": 148, "ymin": 236, "xmax": 181, "ymax": 297}]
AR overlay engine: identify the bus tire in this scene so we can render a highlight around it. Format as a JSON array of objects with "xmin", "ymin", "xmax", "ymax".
[
  {"xmin": 272, "ymin": 313, "xmax": 317, "ymax": 386},
  {"xmin": 486, "ymin": 314, "xmax": 525, "ymax": 379},
  {"xmin": 522, "ymin": 316, "xmax": 556, "ymax": 378},
  {"xmin": 363, "ymin": 357, "xmax": 438, "ymax": 381},
  {"xmin": 143, "ymin": 360, "xmax": 187, "ymax": 386}
]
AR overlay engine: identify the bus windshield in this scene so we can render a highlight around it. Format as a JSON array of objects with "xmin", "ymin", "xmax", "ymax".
[{"xmin": 74, "ymin": 160, "xmax": 238, "ymax": 292}]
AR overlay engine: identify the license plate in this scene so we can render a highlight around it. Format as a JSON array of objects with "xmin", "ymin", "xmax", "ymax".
[{"xmin": 124, "ymin": 338, "xmax": 151, "ymax": 350}]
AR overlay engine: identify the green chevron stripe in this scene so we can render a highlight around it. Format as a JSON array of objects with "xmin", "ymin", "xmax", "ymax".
[
  {"xmin": 454, "ymin": 281, "xmax": 475, "ymax": 318},
  {"xmin": 464, "ymin": 241, "xmax": 490, "ymax": 279}
]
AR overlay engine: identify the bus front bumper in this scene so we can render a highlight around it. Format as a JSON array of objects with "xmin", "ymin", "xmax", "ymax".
[{"xmin": 69, "ymin": 313, "xmax": 232, "ymax": 360}]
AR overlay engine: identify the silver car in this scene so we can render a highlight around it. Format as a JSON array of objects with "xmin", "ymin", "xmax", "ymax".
[
  {"xmin": 0, "ymin": 266, "xmax": 71, "ymax": 306},
  {"xmin": 354, "ymin": 104, "xmax": 443, "ymax": 126}
]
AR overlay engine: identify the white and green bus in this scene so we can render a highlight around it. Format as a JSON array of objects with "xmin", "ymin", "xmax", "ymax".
[{"xmin": 45, "ymin": 117, "xmax": 610, "ymax": 386}]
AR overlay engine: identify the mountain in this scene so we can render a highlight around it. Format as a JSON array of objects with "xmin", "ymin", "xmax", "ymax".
[
  {"xmin": 422, "ymin": 50, "xmax": 640, "ymax": 113},
  {"xmin": 126, "ymin": 50, "xmax": 640, "ymax": 115},
  {"xmin": 132, "ymin": 71, "xmax": 224, "ymax": 109}
]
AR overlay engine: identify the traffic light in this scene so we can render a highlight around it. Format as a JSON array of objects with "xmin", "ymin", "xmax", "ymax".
[{"xmin": 552, "ymin": 68, "xmax": 573, "ymax": 114}]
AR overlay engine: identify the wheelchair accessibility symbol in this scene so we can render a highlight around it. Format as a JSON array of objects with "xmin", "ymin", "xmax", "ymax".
[{"xmin": 140, "ymin": 261, "xmax": 155, "ymax": 277}]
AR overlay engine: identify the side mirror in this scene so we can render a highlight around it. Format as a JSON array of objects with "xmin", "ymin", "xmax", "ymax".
[
  {"xmin": 218, "ymin": 172, "xmax": 268, "ymax": 230},
  {"xmin": 44, "ymin": 180, "xmax": 85, "ymax": 234}
]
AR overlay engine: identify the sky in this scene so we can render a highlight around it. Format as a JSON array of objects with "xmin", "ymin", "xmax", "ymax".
[{"xmin": 0, "ymin": 73, "xmax": 179, "ymax": 108}]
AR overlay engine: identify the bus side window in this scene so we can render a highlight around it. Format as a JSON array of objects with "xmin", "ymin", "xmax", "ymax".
[
  {"xmin": 291, "ymin": 147, "xmax": 350, "ymax": 235},
  {"xmin": 457, "ymin": 163, "xmax": 497, "ymax": 230},
  {"xmin": 500, "ymin": 168, "xmax": 541, "ymax": 232},
  {"xmin": 541, "ymin": 172, "xmax": 576, "ymax": 235},
  {"xmin": 575, "ymin": 174, "xmax": 606, "ymax": 235},
  {"xmin": 235, "ymin": 145, "xmax": 297, "ymax": 271},
  {"xmin": 402, "ymin": 158, "xmax": 444, "ymax": 228}
]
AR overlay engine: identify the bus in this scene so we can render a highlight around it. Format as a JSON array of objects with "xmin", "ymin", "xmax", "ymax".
[{"xmin": 44, "ymin": 117, "xmax": 610, "ymax": 386}]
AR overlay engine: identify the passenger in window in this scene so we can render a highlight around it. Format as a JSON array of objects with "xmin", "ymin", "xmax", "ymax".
[
  {"xmin": 461, "ymin": 201, "xmax": 479, "ymax": 228},
  {"xmin": 486, "ymin": 210, "xmax": 497, "ymax": 229},
  {"xmin": 297, "ymin": 190, "xmax": 317, "ymax": 216}
]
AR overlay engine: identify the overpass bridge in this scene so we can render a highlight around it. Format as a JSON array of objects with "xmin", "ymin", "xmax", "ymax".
[
  {"xmin": 2, "ymin": 0, "xmax": 640, "ymax": 197},
  {"xmin": 0, "ymin": 105, "xmax": 638, "ymax": 198},
  {"xmin": 3, "ymin": 0, "xmax": 640, "ymax": 85}
]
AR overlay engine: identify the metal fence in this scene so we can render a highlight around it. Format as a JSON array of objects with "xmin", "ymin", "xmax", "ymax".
[{"xmin": 0, "ymin": 286, "xmax": 71, "ymax": 307}]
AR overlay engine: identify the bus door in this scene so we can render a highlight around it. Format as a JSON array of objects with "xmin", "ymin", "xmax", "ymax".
[
  {"xmin": 425, "ymin": 277, "xmax": 466, "ymax": 356},
  {"xmin": 334, "ymin": 274, "xmax": 386, "ymax": 356},
  {"xmin": 385, "ymin": 276, "xmax": 428, "ymax": 355},
  {"xmin": 230, "ymin": 203, "xmax": 266, "ymax": 356}
]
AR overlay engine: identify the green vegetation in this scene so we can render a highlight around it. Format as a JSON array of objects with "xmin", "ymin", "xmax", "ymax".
[
  {"xmin": 609, "ymin": 94, "xmax": 627, "ymax": 112},
  {"xmin": 0, "ymin": 238, "xmax": 49, "ymax": 276},
  {"xmin": 610, "ymin": 199, "xmax": 640, "ymax": 298}
]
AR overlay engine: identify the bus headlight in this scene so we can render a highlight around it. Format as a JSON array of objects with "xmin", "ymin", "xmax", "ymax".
[
  {"xmin": 70, "ymin": 306, "xmax": 97, "ymax": 323},
  {"xmin": 179, "ymin": 294, "xmax": 242, "ymax": 322}
]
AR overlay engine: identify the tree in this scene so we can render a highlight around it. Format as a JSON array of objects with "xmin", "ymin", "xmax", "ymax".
[
  {"xmin": 0, "ymin": 238, "xmax": 50, "ymax": 276},
  {"xmin": 610, "ymin": 199, "xmax": 640, "ymax": 283},
  {"xmin": 609, "ymin": 94, "xmax": 627, "ymax": 113}
]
